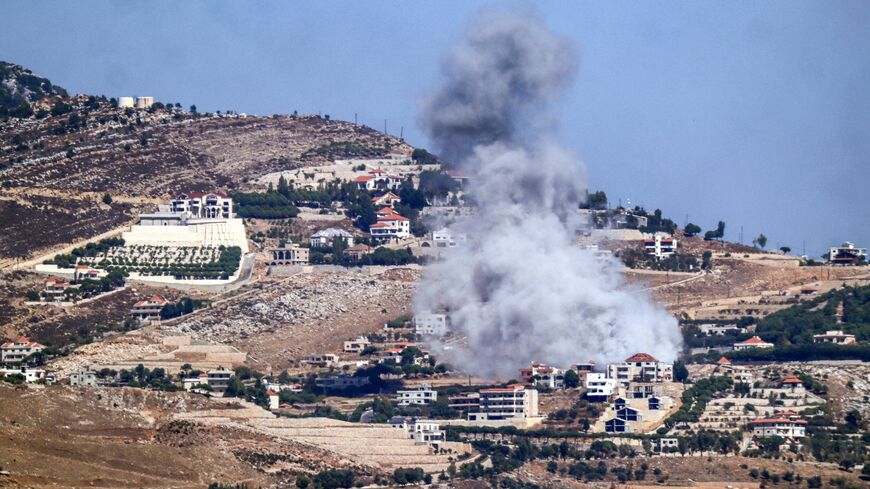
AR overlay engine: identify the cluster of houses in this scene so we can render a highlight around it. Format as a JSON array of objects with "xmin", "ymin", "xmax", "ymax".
[
  {"xmin": 0, "ymin": 337, "xmax": 52, "ymax": 384},
  {"xmin": 38, "ymin": 265, "xmax": 107, "ymax": 302}
]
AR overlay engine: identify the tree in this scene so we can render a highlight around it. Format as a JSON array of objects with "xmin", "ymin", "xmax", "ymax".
[
  {"xmin": 684, "ymin": 223, "xmax": 701, "ymax": 236},
  {"xmin": 753, "ymin": 233, "xmax": 768, "ymax": 249},
  {"xmin": 780, "ymin": 246, "xmax": 791, "ymax": 254},
  {"xmin": 102, "ymin": 193, "xmax": 113, "ymax": 205},
  {"xmin": 581, "ymin": 418, "xmax": 591, "ymax": 433},
  {"xmin": 564, "ymin": 369, "xmax": 580, "ymax": 388},
  {"xmin": 673, "ymin": 360, "xmax": 689, "ymax": 382},
  {"xmin": 189, "ymin": 104, "xmax": 197, "ymax": 114},
  {"xmin": 702, "ymin": 250, "xmax": 713, "ymax": 270}
]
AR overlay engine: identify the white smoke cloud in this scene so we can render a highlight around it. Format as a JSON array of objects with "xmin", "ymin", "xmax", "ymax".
[{"xmin": 414, "ymin": 8, "xmax": 682, "ymax": 378}]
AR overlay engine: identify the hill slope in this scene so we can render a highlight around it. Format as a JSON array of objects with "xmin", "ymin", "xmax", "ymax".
[{"xmin": 0, "ymin": 61, "xmax": 68, "ymax": 118}]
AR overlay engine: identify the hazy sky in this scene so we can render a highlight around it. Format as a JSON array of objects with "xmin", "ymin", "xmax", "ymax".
[{"xmin": 4, "ymin": 1, "xmax": 869, "ymax": 256}]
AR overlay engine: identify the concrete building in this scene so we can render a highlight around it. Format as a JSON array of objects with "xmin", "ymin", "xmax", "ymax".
[
  {"xmin": 414, "ymin": 313, "xmax": 448, "ymax": 337},
  {"xmin": 644, "ymin": 233, "xmax": 678, "ymax": 259},
  {"xmin": 432, "ymin": 227, "xmax": 466, "ymax": 248},
  {"xmin": 343, "ymin": 336, "xmax": 371, "ymax": 353},
  {"xmin": 118, "ymin": 96, "xmax": 135, "ymax": 108},
  {"xmin": 268, "ymin": 243, "xmax": 309, "ymax": 265},
  {"xmin": 469, "ymin": 385, "xmax": 539, "ymax": 421},
  {"xmin": 314, "ymin": 374, "xmax": 370, "ymax": 390},
  {"xmin": 310, "ymin": 228, "xmax": 354, "ymax": 248},
  {"xmin": 304, "ymin": 354, "xmax": 339, "ymax": 367},
  {"xmin": 448, "ymin": 392, "xmax": 481, "ymax": 413},
  {"xmin": 827, "ymin": 242, "xmax": 867, "ymax": 265},
  {"xmin": 812, "ymin": 330, "xmax": 857, "ymax": 345},
  {"xmin": 42, "ymin": 278, "xmax": 77, "ymax": 301},
  {"xmin": 586, "ymin": 373, "xmax": 617, "ymax": 402},
  {"xmin": 750, "ymin": 417, "xmax": 806, "ymax": 438},
  {"xmin": 266, "ymin": 390, "xmax": 280, "ymax": 410},
  {"xmin": 607, "ymin": 353, "xmax": 673, "ymax": 385},
  {"xmin": 519, "ymin": 362, "xmax": 566, "ymax": 390},
  {"xmin": 130, "ymin": 295, "xmax": 167, "ymax": 323},
  {"xmin": 733, "ymin": 336, "xmax": 774, "ymax": 351},
  {"xmin": 74, "ymin": 265, "xmax": 106, "ymax": 282},
  {"xmin": 389, "ymin": 417, "xmax": 445, "ymax": 447},
  {"xmin": 1, "ymin": 337, "xmax": 45, "ymax": 364},
  {"xmin": 714, "ymin": 357, "xmax": 755, "ymax": 384},
  {"xmin": 343, "ymin": 243, "xmax": 373, "ymax": 260},
  {"xmin": 206, "ymin": 366, "xmax": 233, "ymax": 392},
  {"xmin": 372, "ymin": 192, "xmax": 401, "ymax": 208},
  {"xmin": 354, "ymin": 170, "xmax": 402, "ymax": 191},
  {"xmin": 134, "ymin": 96, "xmax": 154, "ymax": 109},
  {"xmin": 396, "ymin": 383, "xmax": 437, "ymax": 406},
  {"xmin": 170, "ymin": 191, "xmax": 234, "ymax": 219},
  {"xmin": 0, "ymin": 366, "xmax": 50, "ymax": 383},
  {"xmin": 698, "ymin": 323, "xmax": 742, "ymax": 336},
  {"xmin": 70, "ymin": 365, "xmax": 98, "ymax": 387}
]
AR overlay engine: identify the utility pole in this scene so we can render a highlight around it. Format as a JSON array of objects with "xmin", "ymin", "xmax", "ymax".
[
  {"xmin": 384, "ymin": 119, "xmax": 387, "ymax": 135},
  {"xmin": 354, "ymin": 113, "xmax": 357, "ymax": 125},
  {"xmin": 400, "ymin": 126, "xmax": 403, "ymax": 139}
]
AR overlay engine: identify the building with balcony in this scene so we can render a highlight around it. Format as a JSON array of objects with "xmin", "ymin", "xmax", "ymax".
[
  {"xmin": 1, "ymin": 337, "xmax": 45, "ymax": 364},
  {"xmin": 812, "ymin": 330, "xmax": 857, "ymax": 345},
  {"xmin": 468, "ymin": 385, "xmax": 539, "ymax": 421},
  {"xmin": 607, "ymin": 353, "xmax": 673, "ymax": 385},
  {"xmin": 170, "ymin": 191, "xmax": 234, "ymax": 219},
  {"xmin": 130, "ymin": 295, "xmax": 167, "ymax": 323},
  {"xmin": 414, "ymin": 313, "xmax": 448, "ymax": 337},
  {"xmin": 396, "ymin": 383, "xmax": 437, "ymax": 406},
  {"xmin": 644, "ymin": 233, "xmax": 678, "ymax": 259}
]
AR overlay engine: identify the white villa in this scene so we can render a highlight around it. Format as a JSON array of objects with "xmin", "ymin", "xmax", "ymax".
[
  {"xmin": 827, "ymin": 242, "xmax": 867, "ymax": 265},
  {"xmin": 468, "ymin": 385, "xmax": 539, "ymax": 421},
  {"xmin": 644, "ymin": 233, "xmax": 678, "ymax": 259},
  {"xmin": 396, "ymin": 383, "xmax": 438, "ymax": 406},
  {"xmin": 414, "ymin": 313, "xmax": 448, "ymax": 337},
  {"xmin": 519, "ymin": 362, "xmax": 566, "ymax": 390},
  {"xmin": 310, "ymin": 228, "xmax": 354, "ymax": 248},
  {"xmin": 1, "ymin": 337, "xmax": 45, "ymax": 364},
  {"xmin": 750, "ymin": 417, "xmax": 806, "ymax": 439},
  {"xmin": 812, "ymin": 330, "xmax": 857, "ymax": 345},
  {"xmin": 170, "ymin": 191, "xmax": 234, "ymax": 219},
  {"xmin": 130, "ymin": 295, "xmax": 167, "ymax": 323},
  {"xmin": 431, "ymin": 227, "xmax": 466, "ymax": 248},
  {"xmin": 370, "ymin": 209, "xmax": 410, "ymax": 240},
  {"xmin": 607, "ymin": 353, "xmax": 673, "ymax": 385},
  {"xmin": 733, "ymin": 336, "xmax": 774, "ymax": 351},
  {"xmin": 586, "ymin": 372, "xmax": 617, "ymax": 402}
]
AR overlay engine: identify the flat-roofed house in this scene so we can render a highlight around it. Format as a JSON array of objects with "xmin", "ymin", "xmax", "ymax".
[
  {"xmin": 396, "ymin": 383, "xmax": 437, "ymax": 406},
  {"xmin": 750, "ymin": 417, "xmax": 806, "ymax": 438},
  {"xmin": 468, "ymin": 385, "xmax": 539, "ymax": 421},
  {"xmin": 812, "ymin": 330, "xmax": 856, "ymax": 345}
]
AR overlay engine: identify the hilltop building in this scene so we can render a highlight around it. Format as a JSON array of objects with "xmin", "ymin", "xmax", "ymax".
[
  {"xmin": 170, "ymin": 192, "xmax": 234, "ymax": 219},
  {"xmin": 310, "ymin": 228, "xmax": 354, "ymax": 248},
  {"xmin": 827, "ymin": 242, "xmax": 866, "ymax": 265}
]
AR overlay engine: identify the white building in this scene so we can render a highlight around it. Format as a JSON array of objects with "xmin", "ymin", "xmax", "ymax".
[
  {"xmin": 372, "ymin": 192, "xmax": 401, "ymax": 208},
  {"xmin": 369, "ymin": 210, "xmax": 411, "ymax": 240},
  {"xmin": 432, "ymin": 228, "xmax": 466, "ymax": 248},
  {"xmin": 607, "ymin": 353, "xmax": 673, "ymax": 385},
  {"xmin": 396, "ymin": 383, "xmax": 438, "ymax": 406},
  {"xmin": 118, "ymin": 96, "xmax": 135, "ymax": 108},
  {"xmin": 0, "ymin": 366, "xmax": 50, "ymax": 383},
  {"xmin": 750, "ymin": 417, "xmax": 806, "ymax": 438},
  {"xmin": 812, "ymin": 330, "xmax": 857, "ymax": 345},
  {"xmin": 354, "ymin": 169, "xmax": 402, "ymax": 191},
  {"xmin": 206, "ymin": 367, "xmax": 233, "ymax": 392},
  {"xmin": 468, "ymin": 385, "xmax": 539, "ymax": 421},
  {"xmin": 170, "ymin": 191, "xmax": 234, "ymax": 219},
  {"xmin": 733, "ymin": 336, "xmax": 774, "ymax": 351},
  {"xmin": 134, "ymin": 96, "xmax": 154, "ymax": 109},
  {"xmin": 70, "ymin": 365, "xmax": 98, "ymax": 387},
  {"xmin": 266, "ymin": 389, "xmax": 280, "ymax": 410},
  {"xmin": 130, "ymin": 295, "xmax": 167, "ymax": 323},
  {"xmin": 1, "ymin": 337, "xmax": 45, "ymax": 364},
  {"xmin": 343, "ymin": 336, "xmax": 371, "ymax": 353},
  {"xmin": 389, "ymin": 417, "xmax": 445, "ymax": 446},
  {"xmin": 310, "ymin": 228, "xmax": 354, "ymax": 248},
  {"xmin": 304, "ymin": 353, "xmax": 339, "ymax": 367},
  {"xmin": 644, "ymin": 233, "xmax": 678, "ymax": 259},
  {"xmin": 586, "ymin": 373, "xmax": 617, "ymax": 402},
  {"xmin": 827, "ymin": 242, "xmax": 867, "ymax": 265},
  {"xmin": 519, "ymin": 362, "xmax": 565, "ymax": 390},
  {"xmin": 414, "ymin": 313, "xmax": 448, "ymax": 337},
  {"xmin": 698, "ymin": 323, "xmax": 742, "ymax": 336}
]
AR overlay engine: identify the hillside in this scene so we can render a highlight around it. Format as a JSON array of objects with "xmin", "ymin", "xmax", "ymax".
[
  {"xmin": 0, "ymin": 64, "xmax": 412, "ymax": 260},
  {"xmin": 0, "ymin": 61, "xmax": 68, "ymax": 118}
]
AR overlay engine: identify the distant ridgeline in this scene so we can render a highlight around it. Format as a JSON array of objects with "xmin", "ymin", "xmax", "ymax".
[
  {"xmin": 726, "ymin": 285, "xmax": 870, "ymax": 362},
  {"xmin": 0, "ymin": 61, "xmax": 69, "ymax": 118}
]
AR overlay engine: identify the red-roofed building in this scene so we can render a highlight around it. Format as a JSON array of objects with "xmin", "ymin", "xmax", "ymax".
[
  {"xmin": 750, "ymin": 417, "xmax": 806, "ymax": 438},
  {"xmin": 266, "ymin": 389, "xmax": 280, "ymax": 410},
  {"xmin": 355, "ymin": 171, "xmax": 401, "ymax": 191},
  {"xmin": 607, "ymin": 353, "xmax": 673, "ymax": 384},
  {"xmin": 171, "ymin": 191, "xmax": 233, "ymax": 219},
  {"xmin": 131, "ymin": 295, "xmax": 168, "ymax": 323},
  {"xmin": 1, "ymin": 337, "xmax": 45, "ymax": 363},
  {"xmin": 73, "ymin": 265, "xmax": 106, "ymax": 282},
  {"xmin": 372, "ymin": 192, "xmax": 401, "ymax": 208},
  {"xmin": 733, "ymin": 336, "xmax": 774, "ymax": 351},
  {"xmin": 43, "ymin": 278, "xmax": 78, "ymax": 301},
  {"xmin": 370, "ymin": 209, "xmax": 411, "ymax": 240},
  {"xmin": 519, "ymin": 362, "xmax": 566, "ymax": 389}
]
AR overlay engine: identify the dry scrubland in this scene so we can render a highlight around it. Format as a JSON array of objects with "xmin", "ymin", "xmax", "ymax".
[{"xmin": 0, "ymin": 100, "xmax": 410, "ymax": 259}]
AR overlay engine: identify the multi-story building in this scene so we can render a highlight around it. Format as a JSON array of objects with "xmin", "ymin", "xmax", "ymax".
[
  {"xmin": 448, "ymin": 392, "xmax": 481, "ymax": 414},
  {"xmin": 389, "ymin": 417, "xmax": 445, "ymax": 446},
  {"xmin": 1, "ymin": 337, "xmax": 45, "ymax": 364},
  {"xmin": 468, "ymin": 385, "xmax": 539, "ymax": 421},
  {"xmin": 432, "ymin": 227, "xmax": 466, "ymax": 248},
  {"xmin": 42, "ymin": 278, "xmax": 77, "ymax": 301},
  {"xmin": 343, "ymin": 244, "xmax": 373, "ymax": 260},
  {"xmin": 585, "ymin": 372, "xmax": 616, "ymax": 402},
  {"xmin": 750, "ymin": 417, "xmax": 806, "ymax": 438},
  {"xmin": 827, "ymin": 242, "xmax": 867, "ymax": 265},
  {"xmin": 519, "ymin": 362, "xmax": 565, "ymax": 390},
  {"xmin": 369, "ymin": 210, "xmax": 411, "ymax": 240},
  {"xmin": 70, "ymin": 365, "xmax": 98, "ymax": 387},
  {"xmin": 130, "ymin": 295, "xmax": 167, "ymax": 323},
  {"xmin": 206, "ymin": 366, "xmax": 233, "ymax": 392},
  {"xmin": 396, "ymin": 383, "xmax": 438, "ymax": 406},
  {"xmin": 714, "ymin": 357, "xmax": 755, "ymax": 384},
  {"xmin": 812, "ymin": 330, "xmax": 857, "ymax": 345},
  {"xmin": 733, "ymin": 336, "xmax": 774, "ymax": 351},
  {"xmin": 371, "ymin": 192, "xmax": 401, "ymax": 208},
  {"xmin": 414, "ymin": 313, "xmax": 448, "ymax": 337},
  {"xmin": 354, "ymin": 169, "xmax": 402, "ymax": 191},
  {"xmin": 314, "ymin": 374, "xmax": 370, "ymax": 390},
  {"xmin": 607, "ymin": 353, "xmax": 673, "ymax": 385},
  {"xmin": 170, "ymin": 191, "xmax": 234, "ymax": 219},
  {"xmin": 644, "ymin": 233, "xmax": 678, "ymax": 259},
  {"xmin": 134, "ymin": 96, "xmax": 154, "ymax": 109}
]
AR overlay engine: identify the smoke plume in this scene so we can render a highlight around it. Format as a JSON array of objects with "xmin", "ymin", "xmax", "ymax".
[{"xmin": 415, "ymin": 9, "xmax": 682, "ymax": 378}]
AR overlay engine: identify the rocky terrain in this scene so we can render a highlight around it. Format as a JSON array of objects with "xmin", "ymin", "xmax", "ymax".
[{"xmin": 164, "ymin": 267, "xmax": 421, "ymax": 369}]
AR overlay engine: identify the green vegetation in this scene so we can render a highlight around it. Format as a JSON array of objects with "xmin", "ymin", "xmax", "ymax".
[
  {"xmin": 46, "ymin": 237, "xmax": 126, "ymax": 268},
  {"xmin": 159, "ymin": 297, "xmax": 206, "ymax": 320},
  {"xmin": 582, "ymin": 190, "xmax": 608, "ymax": 210},
  {"xmin": 704, "ymin": 220, "xmax": 726, "ymax": 240},
  {"xmin": 663, "ymin": 376, "xmax": 732, "ymax": 428},
  {"xmin": 232, "ymin": 191, "xmax": 300, "ymax": 219},
  {"xmin": 638, "ymin": 208, "xmax": 677, "ymax": 235},
  {"xmin": 117, "ymin": 364, "xmax": 178, "ymax": 391},
  {"xmin": 684, "ymin": 223, "xmax": 702, "ymax": 236},
  {"xmin": 302, "ymin": 140, "xmax": 388, "ymax": 160},
  {"xmin": 0, "ymin": 61, "xmax": 68, "ymax": 119},
  {"xmin": 411, "ymin": 147, "xmax": 438, "ymax": 164}
]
